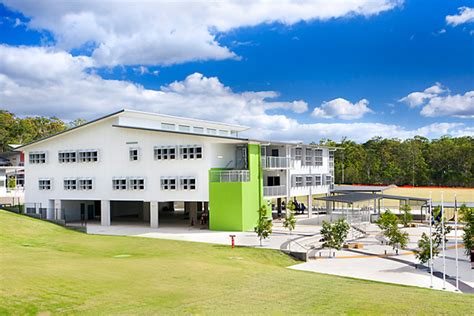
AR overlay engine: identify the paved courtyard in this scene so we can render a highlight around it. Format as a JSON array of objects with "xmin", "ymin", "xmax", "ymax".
[{"xmin": 83, "ymin": 217, "xmax": 473, "ymax": 293}]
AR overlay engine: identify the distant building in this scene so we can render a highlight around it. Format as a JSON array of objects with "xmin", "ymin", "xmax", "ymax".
[{"xmin": 18, "ymin": 109, "xmax": 334, "ymax": 231}]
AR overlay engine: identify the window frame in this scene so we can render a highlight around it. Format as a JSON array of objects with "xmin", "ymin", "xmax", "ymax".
[
  {"xmin": 129, "ymin": 177, "xmax": 145, "ymax": 190},
  {"xmin": 112, "ymin": 178, "xmax": 128, "ymax": 190},
  {"xmin": 160, "ymin": 177, "xmax": 177, "ymax": 190},
  {"xmin": 78, "ymin": 178, "xmax": 93, "ymax": 190},
  {"xmin": 29, "ymin": 151, "xmax": 47, "ymax": 164},
  {"xmin": 129, "ymin": 147, "xmax": 139, "ymax": 161},
  {"xmin": 38, "ymin": 178, "xmax": 52, "ymax": 190},
  {"xmin": 63, "ymin": 178, "xmax": 77, "ymax": 190},
  {"xmin": 180, "ymin": 177, "xmax": 196, "ymax": 190}
]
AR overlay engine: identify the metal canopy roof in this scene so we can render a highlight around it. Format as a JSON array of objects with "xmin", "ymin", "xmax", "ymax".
[
  {"xmin": 315, "ymin": 192, "xmax": 429, "ymax": 204},
  {"xmin": 332, "ymin": 184, "xmax": 397, "ymax": 193}
]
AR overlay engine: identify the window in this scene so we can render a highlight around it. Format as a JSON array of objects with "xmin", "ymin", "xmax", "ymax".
[
  {"xmin": 161, "ymin": 177, "xmax": 177, "ymax": 190},
  {"xmin": 305, "ymin": 148, "xmax": 313, "ymax": 165},
  {"xmin": 219, "ymin": 130, "xmax": 229, "ymax": 136},
  {"xmin": 314, "ymin": 149, "xmax": 323, "ymax": 166},
  {"xmin": 207, "ymin": 128, "xmax": 217, "ymax": 135},
  {"xmin": 329, "ymin": 150, "xmax": 335, "ymax": 169},
  {"xmin": 38, "ymin": 179, "xmax": 51, "ymax": 190},
  {"xmin": 64, "ymin": 179, "xmax": 77, "ymax": 190},
  {"xmin": 112, "ymin": 178, "xmax": 127, "ymax": 190},
  {"xmin": 29, "ymin": 152, "xmax": 46, "ymax": 164},
  {"xmin": 154, "ymin": 146, "xmax": 176, "ymax": 160},
  {"xmin": 161, "ymin": 122, "xmax": 175, "ymax": 131},
  {"xmin": 305, "ymin": 175, "xmax": 313, "ymax": 186},
  {"xmin": 129, "ymin": 178, "xmax": 145, "ymax": 190},
  {"xmin": 129, "ymin": 148, "xmax": 139, "ymax": 161},
  {"xmin": 326, "ymin": 174, "xmax": 333, "ymax": 186},
  {"xmin": 78, "ymin": 150, "xmax": 98, "ymax": 162},
  {"xmin": 315, "ymin": 174, "xmax": 322, "ymax": 186},
  {"xmin": 295, "ymin": 176, "xmax": 303, "ymax": 187},
  {"xmin": 294, "ymin": 148, "xmax": 302, "ymax": 161},
  {"xmin": 58, "ymin": 151, "xmax": 76, "ymax": 163},
  {"xmin": 180, "ymin": 177, "xmax": 196, "ymax": 190},
  {"xmin": 179, "ymin": 125, "xmax": 190, "ymax": 132},
  {"xmin": 193, "ymin": 126, "xmax": 204, "ymax": 134},
  {"xmin": 79, "ymin": 178, "xmax": 93, "ymax": 190},
  {"xmin": 180, "ymin": 145, "xmax": 203, "ymax": 159},
  {"xmin": 230, "ymin": 131, "xmax": 238, "ymax": 137}
]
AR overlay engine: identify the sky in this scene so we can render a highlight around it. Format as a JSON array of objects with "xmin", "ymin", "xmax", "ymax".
[{"xmin": 0, "ymin": 0, "xmax": 473, "ymax": 143}]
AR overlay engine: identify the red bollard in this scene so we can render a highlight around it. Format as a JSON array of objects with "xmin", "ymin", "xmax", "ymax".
[{"xmin": 229, "ymin": 235, "xmax": 236, "ymax": 249}]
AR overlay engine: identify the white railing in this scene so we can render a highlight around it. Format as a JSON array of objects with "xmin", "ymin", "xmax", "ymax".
[
  {"xmin": 209, "ymin": 170, "xmax": 250, "ymax": 183},
  {"xmin": 263, "ymin": 185, "xmax": 287, "ymax": 197},
  {"xmin": 261, "ymin": 157, "xmax": 293, "ymax": 169}
]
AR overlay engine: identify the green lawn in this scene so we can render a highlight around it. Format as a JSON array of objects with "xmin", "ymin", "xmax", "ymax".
[{"xmin": 0, "ymin": 210, "xmax": 473, "ymax": 315}]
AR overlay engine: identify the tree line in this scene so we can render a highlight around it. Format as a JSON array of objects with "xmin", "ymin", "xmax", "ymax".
[
  {"xmin": 1, "ymin": 110, "xmax": 473, "ymax": 187},
  {"xmin": 0, "ymin": 110, "xmax": 86, "ymax": 152},
  {"xmin": 318, "ymin": 136, "xmax": 474, "ymax": 187}
]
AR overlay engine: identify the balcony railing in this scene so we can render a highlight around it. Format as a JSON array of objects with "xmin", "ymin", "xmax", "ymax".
[
  {"xmin": 263, "ymin": 185, "xmax": 287, "ymax": 197},
  {"xmin": 261, "ymin": 157, "xmax": 293, "ymax": 169},
  {"xmin": 209, "ymin": 170, "xmax": 250, "ymax": 183}
]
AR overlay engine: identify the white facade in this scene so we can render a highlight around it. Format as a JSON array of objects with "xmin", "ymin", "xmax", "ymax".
[{"xmin": 20, "ymin": 109, "xmax": 333, "ymax": 225}]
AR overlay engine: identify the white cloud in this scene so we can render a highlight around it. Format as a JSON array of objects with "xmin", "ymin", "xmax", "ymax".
[
  {"xmin": 2, "ymin": 0, "xmax": 402, "ymax": 67},
  {"xmin": 446, "ymin": 7, "xmax": 474, "ymax": 26},
  {"xmin": 1, "ymin": 45, "xmax": 471, "ymax": 143},
  {"xmin": 399, "ymin": 82, "xmax": 445, "ymax": 108},
  {"xmin": 312, "ymin": 98, "xmax": 373, "ymax": 120},
  {"xmin": 399, "ymin": 83, "xmax": 473, "ymax": 118}
]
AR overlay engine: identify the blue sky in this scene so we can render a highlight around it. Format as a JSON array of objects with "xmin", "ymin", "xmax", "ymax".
[{"xmin": 0, "ymin": 0, "xmax": 473, "ymax": 142}]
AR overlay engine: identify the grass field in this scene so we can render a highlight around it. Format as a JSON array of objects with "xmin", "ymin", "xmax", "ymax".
[{"xmin": 1, "ymin": 210, "xmax": 473, "ymax": 315}]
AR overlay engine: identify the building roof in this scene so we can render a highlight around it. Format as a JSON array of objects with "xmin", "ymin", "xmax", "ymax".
[
  {"xmin": 332, "ymin": 184, "xmax": 397, "ymax": 193},
  {"xmin": 315, "ymin": 192, "xmax": 428, "ymax": 204}
]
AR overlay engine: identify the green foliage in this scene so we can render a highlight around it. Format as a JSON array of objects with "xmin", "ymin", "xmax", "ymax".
[
  {"xmin": 0, "ymin": 110, "xmax": 87, "ymax": 151},
  {"xmin": 414, "ymin": 232, "xmax": 439, "ymax": 264},
  {"xmin": 377, "ymin": 210, "xmax": 409, "ymax": 251},
  {"xmin": 283, "ymin": 202, "xmax": 296, "ymax": 234},
  {"xmin": 254, "ymin": 205, "xmax": 273, "ymax": 246},
  {"xmin": 329, "ymin": 135, "xmax": 474, "ymax": 187},
  {"xmin": 320, "ymin": 219, "xmax": 350, "ymax": 252},
  {"xmin": 7, "ymin": 176, "xmax": 16, "ymax": 189},
  {"xmin": 376, "ymin": 210, "xmax": 398, "ymax": 231},
  {"xmin": 400, "ymin": 203, "xmax": 413, "ymax": 227},
  {"xmin": 459, "ymin": 204, "xmax": 474, "ymax": 257},
  {"xmin": 415, "ymin": 206, "xmax": 454, "ymax": 264}
]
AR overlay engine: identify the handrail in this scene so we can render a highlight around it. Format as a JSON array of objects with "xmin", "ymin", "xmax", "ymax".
[
  {"xmin": 209, "ymin": 170, "xmax": 250, "ymax": 182},
  {"xmin": 263, "ymin": 185, "xmax": 287, "ymax": 197},
  {"xmin": 261, "ymin": 156, "xmax": 293, "ymax": 169}
]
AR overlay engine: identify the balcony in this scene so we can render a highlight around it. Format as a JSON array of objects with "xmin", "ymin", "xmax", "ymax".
[
  {"xmin": 209, "ymin": 170, "xmax": 250, "ymax": 183},
  {"xmin": 263, "ymin": 185, "xmax": 287, "ymax": 197},
  {"xmin": 261, "ymin": 157, "xmax": 293, "ymax": 169}
]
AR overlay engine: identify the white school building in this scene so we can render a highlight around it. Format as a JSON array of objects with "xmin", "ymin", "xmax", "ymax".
[{"xmin": 18, "ymin": 109, "xmax": 334, "ymax": 231}]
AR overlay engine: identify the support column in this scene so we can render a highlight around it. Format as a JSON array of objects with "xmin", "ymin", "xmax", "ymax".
[
  {"xmin": 150, "ymin": 201, "xmax": 159, "ymax": 228},
  {"xmin": 189, "ymin": 202, "xmax": 198, "ymax": 226},
  {"xmin": 101, "ymin": 200, "xmax": 110, "ymax": 226},
  {"xmin": 307, "ymin": 191, "xmax": 313, "ymax": 219},
  {"xmin": 54, "ymin": 199, "xmax": 62, "ymax": 220},
  {"xmin": 143, "ymin": 202, "xmax": 150, "ymax": 222}
]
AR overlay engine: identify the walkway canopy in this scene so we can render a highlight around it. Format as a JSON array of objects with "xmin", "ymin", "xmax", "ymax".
[
  {"xmin": 315, "ymin": 192, "xmax": 428, "ymax": 204},
  {"xmin": 332, "ymin": 184, "xmax": 397, "ymax": 194}
]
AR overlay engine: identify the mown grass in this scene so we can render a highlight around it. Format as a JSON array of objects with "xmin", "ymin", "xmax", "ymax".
[{"xmin": 0, "ymin": 210, "xmax": 473, "ymax": 315}]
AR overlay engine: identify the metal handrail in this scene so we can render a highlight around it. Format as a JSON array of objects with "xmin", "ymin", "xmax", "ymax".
[
  {"xmin": 263, "ymin": 185, "xmax": 287, "ymax": 197},
  {"xmin": 209, "ymin": 170, "xmax": 250, "ymax": 182},
  {"xmin": 261, "ymin": 156, "xmax": 292, "ymax": 169}
]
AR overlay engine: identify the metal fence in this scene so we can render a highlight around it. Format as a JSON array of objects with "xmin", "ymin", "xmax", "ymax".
[
  {"xmin": 209, "ymin": 170, "xmax": 250, "ymax": 182},
  {"xmin": 263, "ymin": 185, "xmax": 287, "ymax": 197},
  {"xmin": 261, "ymin": 156, "xmax": 293, "ymax": 169}
]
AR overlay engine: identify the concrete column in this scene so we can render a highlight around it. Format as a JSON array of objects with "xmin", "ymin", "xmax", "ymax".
[
  {"xmin": 143, "ymin": 202, "xmax": 150, "ymax": 222},
  {"xmin": 150, "ymin": 201, "xmax": 159, "ymax": 228},
  {"xmin": 189, "ymin": 202, "xmax": 198, "ymax": 226},
  {"xmin": 54, "ymin": 199, "xmax": 62, "ymax": 220},
  {"xmin": 101, "ymin": 200, "xmax": 111, "ymax": 226},
  {"xmin": 307, "ymin": 191, "xmax": 313, "ymax": 219}
]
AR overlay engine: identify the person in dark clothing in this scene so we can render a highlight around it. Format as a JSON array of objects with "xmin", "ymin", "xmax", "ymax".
[{"xmin": 300, "ymin": 202, "xmax": 306, "ymax": 214}]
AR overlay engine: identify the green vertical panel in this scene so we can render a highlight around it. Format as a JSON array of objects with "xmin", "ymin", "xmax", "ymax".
[{"xmin": 208, "ymin": 143, "xmax": 264, "ymax": 232}]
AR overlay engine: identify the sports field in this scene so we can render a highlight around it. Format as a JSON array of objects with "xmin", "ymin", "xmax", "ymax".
[{"xmin": 1, "ymin": 210, "xmax": 473, "ymax": 315}]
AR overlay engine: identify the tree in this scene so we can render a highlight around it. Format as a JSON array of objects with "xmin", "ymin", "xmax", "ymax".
[
  {"xmin": 414, "ymin": 232, "xmax": 438, "ymax": 264},
  {"xmin": 7, "ymin": 176, "xmax": 16, "ymax": 189},
  {"xmin": 283, "ymin": 202, "xmax": 296, "ymax": 235},
  {"xmin": 414, "ymin": 206, "xmax": 455, "ymax": 264},
  {"xmin": 377, "ymin": 210, "xmax": 408, "ymax": 254},
  {"xmin": 400, "ymin": 203, "xmax": 413, "ymax": 227},
  {"xmin": 320, "ymin": 219, "xmax": 350, "ymax": 257},
  {"xmin": 254, "ymin": 205, "xmax": 272, "ymax": 247},
  {"xmin": 459, "ymin": 204, "xmax": 474, "ymax": 257},
  {"xmin": 68, "ymin": 118, "xmax": 87, "ymax": 128}
]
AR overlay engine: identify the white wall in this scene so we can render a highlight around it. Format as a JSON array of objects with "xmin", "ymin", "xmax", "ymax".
[{"xmin": 24, "ymin": 114, "xmax": 245, "ymax": 208}]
